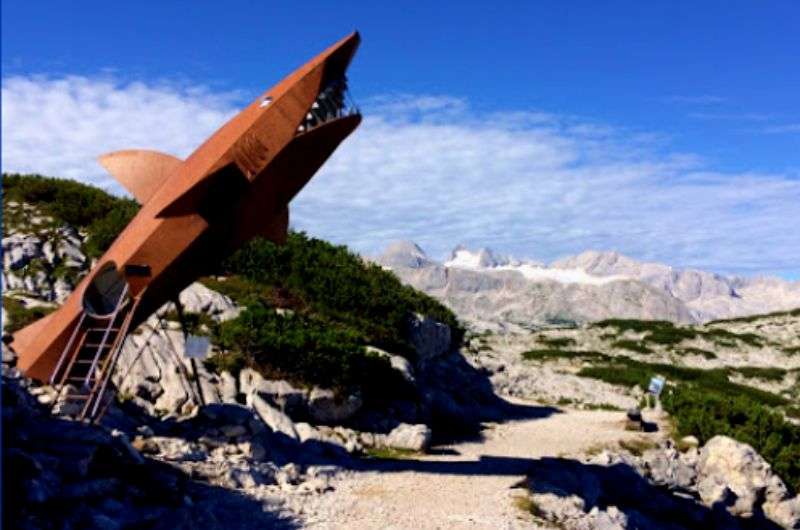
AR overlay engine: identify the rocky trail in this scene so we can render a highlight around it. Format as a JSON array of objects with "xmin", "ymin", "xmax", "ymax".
[{"xmin": 300, "ymin": 404, "xmax": 668, "ymax": 529}]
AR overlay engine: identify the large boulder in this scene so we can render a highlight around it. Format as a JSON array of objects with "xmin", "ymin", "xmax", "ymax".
[
  {"xmin": 2, "ymin": 234, "xmax": 42, "ymax": 270},
  {"xmin": 697, "ymin": 436, "xmax": 792, "ymax": 520},
  {"xmin": 178, "ymin": 282, "xmax": 241, "ymax": 321},
  {"xmin": 249, "ymin": 394, "xmax": 298, "ymax": 441},
  {"xmin": 407, "ymin": 314, "xmax": 451, "ymax": 364},
  {"xmin": 307, "ymin": 387, "xmax": 362, "ymax": 424},
  {"xmin": 254, "ymin": 379, "xmax": 308, "ymax": 418},
  {"xmin": 385, "ymin": 423, "xmax": 431, "ymax": 452}
]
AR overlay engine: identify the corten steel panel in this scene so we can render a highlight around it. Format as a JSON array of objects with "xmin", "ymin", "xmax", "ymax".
[{"xmin": 11, "ymin": 32, "xmax": 362, "ymax": 382}]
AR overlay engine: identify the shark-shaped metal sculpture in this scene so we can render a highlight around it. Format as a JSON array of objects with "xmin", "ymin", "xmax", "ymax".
[{"xmin": 9, "ymin": 32, "xmax": 362, "ymax": 419}]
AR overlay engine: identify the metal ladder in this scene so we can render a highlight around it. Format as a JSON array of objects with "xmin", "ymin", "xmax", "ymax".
[{"xmin": 50, "ymin": 284, "xmax": 139, "ymax": 423}]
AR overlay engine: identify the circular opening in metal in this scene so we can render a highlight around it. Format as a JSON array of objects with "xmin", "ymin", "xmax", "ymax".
[{"xmin": 82, "ymin": 262, "xmax": 128, "ymax": 317}]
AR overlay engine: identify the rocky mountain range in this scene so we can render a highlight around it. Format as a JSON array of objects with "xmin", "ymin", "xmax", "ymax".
[{"xmin": 377, "ymin": 241, "xmax": 800, "ymax": 329}]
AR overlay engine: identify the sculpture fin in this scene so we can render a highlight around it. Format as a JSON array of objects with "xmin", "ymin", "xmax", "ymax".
[{"xmin": 98, "ymin": 149, "xmax": 183, "ymax": 204}]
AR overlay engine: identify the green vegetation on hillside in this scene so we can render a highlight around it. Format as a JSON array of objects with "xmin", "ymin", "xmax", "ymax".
[
  {"xmin": 2, "ymin": 173, "xmax": 140, "ymax": 257},
  {"xmin": 211, "ymin": 233, "xmax": 462, "ymax": 354},
  {"xmin": 663, "ymin": 386, "xmax": 800, "ymax": 492},
  {"xmin": 707, "ymin": 308, "xmax": 800, "ymax": 325},
  {"xmin": 521, "ymin": 349, "xmax": 609, "ymax": 362},
  {"xmin": 577, "ymin": 357, "xmax": 787, "ymax": 407},
  {"xmin": 204, "ymin": 233, "xmax": 462, "ymax": 400},
  {"xmin": 4, "ymin": 174, "xmax": 460, "ymax": 403},
  {"xmin": 592, "ymin": 318, "xmax": 766, "ymax": 348}
]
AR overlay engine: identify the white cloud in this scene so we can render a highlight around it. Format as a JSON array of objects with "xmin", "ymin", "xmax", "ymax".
[
  {"xmin": 1, "ymin": 75, "xmax": 240, "ymax": 189},
  {"xmin": 3, "ymin": 75, "xmax": 799, "ymax": 278}
]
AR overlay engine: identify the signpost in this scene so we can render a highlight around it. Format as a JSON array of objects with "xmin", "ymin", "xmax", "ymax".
[{"xmin": 648, "ymin": 375, "xmax": 666, "ymax": 410}]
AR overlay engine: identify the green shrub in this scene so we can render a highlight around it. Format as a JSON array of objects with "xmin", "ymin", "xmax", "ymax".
[
  {"xmin": 727, "ymin": 366, "xmax": 786, "ymax": 382},
  {"xmin": 662, "ymin": 385, "xmax": 800, "ymax": 493},
  {"xmin": 537, "ymin": 336, "xmax": 576, "ymax": 348},
  {"xmin": 707, "ymin": 308, "xmax": 800, "ymax": 325},
  {"xmin": 612, "ymin": 339, "xmax": 653, "ymax": 354},
  {"xmin": 701, "ymin": 328, "xmax": 764, "ymax": 348},
  {"xmin": 592, "ymin": 318, "xmax": 696, "ymax": 346},
  {"xmin": 3, "ymin": 173, "xmax": 140, "ymax": 257},
  {"xmin": 577, "ymin": 357, "xmax": 788, "ymax": 407},
  {"xmin": 209, "ymin": 301, "xmax": 412, "ymax": 402},
  {"xmin": 521, "ymin": 349, "xmax": 608, "ymax": 362},
  {"xmin": 592, "ymin": 319, "xmax": 675, "ymax": 334},
  {"xmin": 675, "ymin": 347, "xmax": 717, "ymax": 360},
  {"xmin": 2, "ymin": 297, "xmax": 56, "ymax": 333},
  {"xmin": 85, "ymin": 199, "xmax": 139, "ymax": 258},
  {"xmin": 216, "ymin": 233, "xmax": 462, "ymax": 357}
]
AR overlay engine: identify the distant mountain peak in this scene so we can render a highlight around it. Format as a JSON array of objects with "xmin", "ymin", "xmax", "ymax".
[
  {"xmin": 377, "ymin": 241, "xmax": 800, "ymax": 325},
  {"xmin": 378, "ymin": 240, "xmax": 432, "ymax": 269}
]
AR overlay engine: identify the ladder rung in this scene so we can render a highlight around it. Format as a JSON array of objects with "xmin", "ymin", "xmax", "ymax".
[
  {"xmin": 83, "ymin": 343, "xmax": 112, "ymax": 348},
  {"xmin": 87, "ymin": 328, "xmax": 120, "ymax": 333},
  {"xmin": 73, "ymin": 360, "xmax": 96, "ymax": 364},
  {"xmin": 66, "ymin": 376, "xmax": 92, "ymax": 383},
  {"xmin": 63, "ymin": 394, "xmax": 91, "ymax": 400}
]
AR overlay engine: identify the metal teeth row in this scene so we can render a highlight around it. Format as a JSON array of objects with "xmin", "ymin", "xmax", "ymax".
[{"xmin": 297, "ymin": 79, "xmax": 355, "ymax": 133}]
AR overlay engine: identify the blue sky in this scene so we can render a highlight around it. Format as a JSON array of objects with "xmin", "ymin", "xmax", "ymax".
[{"xmin": 2, "ymin": 1, "xmax": 799, "ymax": 278}]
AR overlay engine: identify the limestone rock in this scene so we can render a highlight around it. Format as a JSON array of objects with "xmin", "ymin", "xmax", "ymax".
[
  {"xmin": 697, "ymin": 435, "xmax": 781, "ymax": 518},
  {"xmin": 407, "ymin": 313, "xmax": 451, "ymax": 364},
  {"xmin": 385, "ymin": 423, "xmax": 431, "ymax": 452},
  {"xmin": 250, "ymin": 394, "xmax": 299, "ymax": 441},
  {"xmin": 219, "ymin": 371, "xmax": 238, "ymax": 404},
  {"xmin": 308, "ymin": 387, "xmax": 362, "ymax": 424}
]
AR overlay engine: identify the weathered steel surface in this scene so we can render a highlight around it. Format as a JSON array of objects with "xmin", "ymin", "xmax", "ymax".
[{"xmin": 12, "ymin": 32, "xmax": 362, "ymax": 381}]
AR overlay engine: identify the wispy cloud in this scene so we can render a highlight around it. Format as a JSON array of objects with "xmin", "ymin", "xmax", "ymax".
[
  {"xmin": 761, "ymin": 123, "xmax": 800, "ymax": 134},
  {"xmin": 688, "ymin": 112, "xmax": 772, "ymax": 121},
  {"xmin": 2, "ymin": 75, "xmax": 799, "ymax": 277},
  {"xmin": 662, "ymin": 95, "xmax": 728, "ymax": 105}
]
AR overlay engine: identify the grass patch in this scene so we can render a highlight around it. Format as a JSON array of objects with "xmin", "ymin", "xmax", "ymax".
[
  {"xmin": 537, "ymin": 336, "xmax": 576, "ymax": 348},
  {"xmin": 618, "ymin": 438, "xmax": 658, "ymax": 456},
  {"xmin": 577, "ymin": 357, "xmax": 788, "ymax": 407},
  {"xmin": 701, "ymin": 328, "xmax": 764, "ymax": 348},
  {"xmin": 786, "ymin": 406, "xmax": 800, "ymax": 420},
  {"xmin": 612, "ymin": 339, "xmax": 653, "ymax": 354},
  {"xmin": 363, "ymin": 446, "xmax": 420, "ymax": 459},
  {"xmin": 2, "ymin": 297, "xmax": 56, "ymax": 333},
  {"xmin": 592, "ymin": 317, "xmax": 768, "ymax": 348},
  {"xmin": 675, "ymin": 347, "xmax": 717, "ymax": 360},
  {"xmin": 582, "ymin": 402, "xmax": 623, "ymax": 411},
  {"xmin": 707, "ymin": 308, "xmax": 800, "ymax": 325},
  {"xmin": 521, "ymin": 349, "xmax": 609, "ymax": 362},
  {"xmin": 160, "ymin": 309, "xmax": 216, "ymax": 336},
  {"xmin": 726, "ymin": 366, "xmax": 787, "ymax": 382}
]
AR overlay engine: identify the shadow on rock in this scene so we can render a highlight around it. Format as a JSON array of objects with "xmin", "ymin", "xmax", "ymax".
[
  {"xmin": 525, "ymin": 457, "xmax": 784, "ymax": 530},
  {"xmin": 418, "ymin": 350, "xmax": 560, "ymax": 443},
  {"xmin": 3, "ymin": 376, "xmax": 298, "ymax": 530}
]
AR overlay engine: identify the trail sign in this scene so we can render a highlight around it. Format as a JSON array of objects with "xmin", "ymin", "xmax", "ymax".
[{"xmin": 648, "ymin": 375, "xmax": 666, "ymax": 397}]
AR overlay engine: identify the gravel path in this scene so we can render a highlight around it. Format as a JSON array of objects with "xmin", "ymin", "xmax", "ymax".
[{"xmin": 299, "ymin": 402, "xmax": 666, "ymax": 529}]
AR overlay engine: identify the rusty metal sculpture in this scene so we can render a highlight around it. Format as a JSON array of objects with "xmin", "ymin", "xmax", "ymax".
[{"xmin": 9, "ymin": 32, "xmax": 362, "ymax": 420}]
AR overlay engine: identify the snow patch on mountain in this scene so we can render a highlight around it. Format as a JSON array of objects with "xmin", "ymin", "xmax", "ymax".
[
  {"xmin": 377, "ymin": 241, "xmax": 800, "ymax": 326},
  {"xmin": 445, "ymin": 248, "xmax": 629, "ymax": 286}
]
